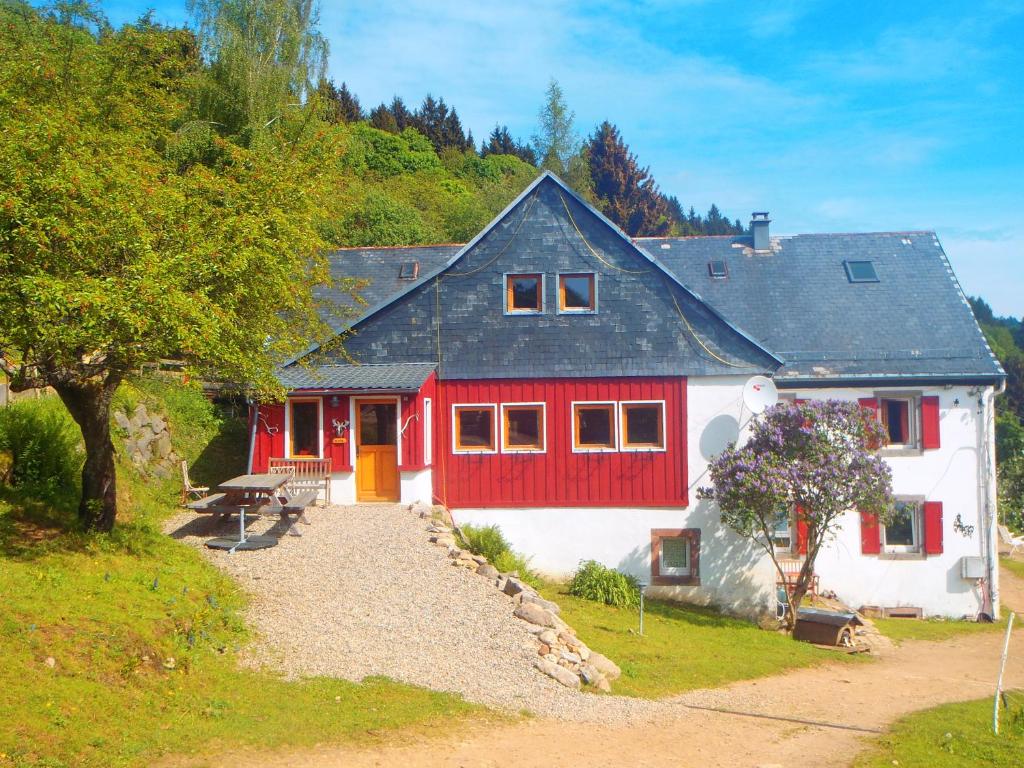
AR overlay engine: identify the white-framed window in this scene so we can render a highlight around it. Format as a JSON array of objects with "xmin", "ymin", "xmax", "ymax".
[
  {"xmin": 504, "ymin": 273, "xmax": 544, "ymax": 314},
  {"xmin": 424, "ymin": 397, "xmax": 432, "ymax": 465},
  {"xmin": 571, "ymin": 401, "xmax": 617, "ymax": 452},
  {"xmin": 879, "ymin": 396, "xmax": 918, "ymax": 448},
  {"xmin": 557, "ymin": 272, "xmax": 597, "ymax": 314},
  {"xmin": 501, "ymin": 402, "xmax": 546, "ymax": 453},
  {"xmin": 452, "ymin": 404, "xmax": 497, "ymax": 454},
  {"xmin": 618, "ymin": 401, "xmax": 666, "ymax": 451},
  {"xmin": 771, "ymin": 513, "xmax": 793, "ymax": 554},
  {"xmin": 285, "ymin": 397, "xmax": 323, "ymax": 459},
  {"xmin": 659, "ymin": 536, "xmax": 691, "ymax": 576},
  {"xmin": 882, "ymin": 500, "xmax": 922, "ymax": 554}
]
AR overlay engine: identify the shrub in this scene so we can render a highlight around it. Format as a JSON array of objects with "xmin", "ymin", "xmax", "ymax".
[
  {"xmin": 456, "ymin": 523, "xmax": 541, "ymax": 588},
  {"xmin": 0, "ymin": 396, "xmax": 82, "ymax": 505},
  {"xmin": 568, "ymin": 560, "xmax": 640, "ymax": 608}
]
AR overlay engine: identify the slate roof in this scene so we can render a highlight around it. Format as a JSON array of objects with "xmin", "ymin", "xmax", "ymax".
[
  {"xmin": 277, "ymin": 362, "xmax": 436, "ymax": 391},
  {"xmin": 635, "ymin": 232, "xmax": 1005, "ymax": 384},
  {"xmin": 283, "ymin": 173, "xmax": 781, "ymax": 382}
]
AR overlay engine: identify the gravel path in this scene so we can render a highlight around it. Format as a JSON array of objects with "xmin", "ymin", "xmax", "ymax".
[{"xmin": 166, "ymin": 503, "xmax": 665, "ymax": 722}]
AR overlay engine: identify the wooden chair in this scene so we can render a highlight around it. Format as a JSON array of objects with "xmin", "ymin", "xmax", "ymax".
[
  {"xmin": 777, "ymin": 558, "xmax": 819, "ymax": 597},
  {"xmin": 998, "ymin": 524, "xmax": 1024, "ymax": 557},
  {"xmin": 180, "ymin": 460, "xmax": 210, "ymax": 506}
]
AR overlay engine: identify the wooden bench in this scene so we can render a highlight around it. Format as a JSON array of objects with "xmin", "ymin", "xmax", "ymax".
[
  {"xmin": 281, "ymin": 490, "xmax": 319, "ymax": 513},
  {"xmin": 268, "ymin": 458, "xmax": 332, "ymax": 506},
  {"xmin": 186, "ymin": 493, "xmax": 227, "ymax": 511}
]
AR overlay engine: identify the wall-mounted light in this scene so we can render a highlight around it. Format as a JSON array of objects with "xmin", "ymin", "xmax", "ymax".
[{"xmin": 329, "ymin": 395, "xmax": 341, "ymax": 408}]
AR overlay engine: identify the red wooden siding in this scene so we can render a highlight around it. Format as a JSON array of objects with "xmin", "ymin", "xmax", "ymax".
[
  {"xmin": 399, "ymin": 373, "xmax": 436, "ymax": 470},
  {"xmin": 433, "ymin": 377, "xmax": 687, "ymax": 508},
  {"xmin": 323, "ymin": 396, "xmax": 352, "ymax": 470}
]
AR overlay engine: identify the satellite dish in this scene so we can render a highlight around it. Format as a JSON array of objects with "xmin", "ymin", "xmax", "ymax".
[{"xmin": 743, "ymin": 376, "xmax": 778, "ymax": 415}]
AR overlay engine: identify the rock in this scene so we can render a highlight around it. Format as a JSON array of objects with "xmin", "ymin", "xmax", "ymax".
[
  {"xmin": 113, "ymin": 411, "xmax": 131, "ymax": 431},
  {"xmin": 521, "ymin": 592, "xmax": 561, "ymax": 615},
  {"xmin": 577, "ymin": 644, "xmax": 591, "ymax": 662},
  {"xmin": 163, "ymin": 657, "xmax": 176, "ymax": 670},
  {"xmin": 426, "ymin": 523, "xmax": 449, "ymax": 534},
  {"xmin": 543, "ymin": 653, "xmax": 558, "ymax": 663},
  {"xmin": 471, "ymin": 554, "xmax": 488, "ymax": 565},
  {"xmin": 476, "ymin": 563, "xmax": 499, "ymax": 579},
  {"xmin": 155, "ymin": 432, "xmax": 173, "ymax": 459},
  {"xmin": 557, "ymin": 631, "xmax": 578, "ymax": 646},
  {"xmin": 513, "ymin": 602, "xmax": 558, "ymax": 628},
  {"xmin": 537, "ymin": 643, "xmax": 550, "ymax": 656},
  {"xmin": 502, "ymin": 576, "xmax": 534, "ymax": 598},
  {"xmin": 578, "ymin": 663, "xmax": 600, "ymax": 685},
  {"xmin": 560, "ymin": 650, "xmax": 582, "ymax": 665},
  {"xmin": 44, "ymin": 656, "xmax": 56, "ymax": 668},
  {"xmin": 538, "ymin": 629, "xmax": 558, "ymax": 646},
  {"xmin": 534, "ymin": 659, "xmax": 580, "ymax": 689},
  {"xmin": 587, "ymin": 651, "xmax": 621, "ymax": 681},
  {"xmin": 149, "ymin": 415, "xmax": 167, "ymax": 434},
  {"xmin": 495, "ymin": 577, "xmax": 507, "ymax": 592},
  {"xmin": 428, "ymin": 534, "xmax": 455, "ymax": 547},
  {"xmin": 595, "ymin": 677, "xmax": 612, "ymax": 693}
]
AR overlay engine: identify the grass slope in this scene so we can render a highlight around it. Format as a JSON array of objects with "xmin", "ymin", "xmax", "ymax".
[
  {"xmin": 1001, "ymin": 557, "xmax": 1024, "ymax": 580},
  {"xmin": 873, "ymin": 616, "xmax": 1009, "ymax": 644},
  {"xmin": 0, "ymin": 380, "xmax": 480, "ymax": 768},
  {"xmin": 855, "ymin": 693, "xmax": 1024, "ymax": 767},
  {"xmin": 541, "ymin": 586, "xmax": 858, "ymax": 698}
]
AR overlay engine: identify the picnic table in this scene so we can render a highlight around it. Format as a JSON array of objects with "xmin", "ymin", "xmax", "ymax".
[{"xmin": 186, "ymin": 472, "xmax": 319, "ymax": 552}]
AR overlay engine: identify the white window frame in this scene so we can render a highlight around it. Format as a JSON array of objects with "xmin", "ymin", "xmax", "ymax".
[
  {"xmin": 556, "ymin": 272, "xmax": 599, "ymax": 315},
  {"xmin": 570, "ymin": 400, "xmax": 618, "ymax": 453},
  {"xmin": 659, "ymin": 537, "xmax": 691, "ymax": 577},
  {"xmin": 771, "ymin": 512, "xmax": 794, "ymax": 555},
  {"xmin": 451, "ymin": 403, "xmax": 498, "ymax": 455},
  {"xmin": 503, "ymin": 272, "xmax": 545, "ymax": 315},
  {"xmin": 284, "ymin": 396, "xmax": 324, "ymax": 459},
  {"xmin": 882, "ymin": 499, "xmax": 923, "ymax": 554},
  {"xmin": 618, "ymin": 400, "xmax": 667, "ymax": 452},
  {"xmin": 500, "ymin": 402, "xmax": 547, "ymax": 454},
  {"xmin": 423, "ymin": 397, "xmax": 432, "ymax": 465},
  {"xmin": 875, "ymin": 392, "xmax": 921, "ymax": 452}
]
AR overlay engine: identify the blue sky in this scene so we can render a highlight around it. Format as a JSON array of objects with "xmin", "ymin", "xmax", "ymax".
[{"xmin": 106, "ymin": 1, "xmax": 1024, "ymax": 316}]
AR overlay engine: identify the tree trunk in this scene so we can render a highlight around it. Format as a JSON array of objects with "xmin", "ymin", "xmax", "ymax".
[{"xmin": 55, "ymin": 379, "xmax": 119, "ymax": 532}]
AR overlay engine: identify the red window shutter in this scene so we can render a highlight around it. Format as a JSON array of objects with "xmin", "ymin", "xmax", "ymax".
[
  {"xmin": 858, "ymin": 397, "xmax": 879, "ymax": 415},
  {"xmin": 860, "ymin": 510, "xmax": 881, "ymax": 554},
  {"xmin": 920, "ymin": 396, "xmax": 941, "ymax": 450},
  {"xmin": 795, "ymin": 504, "xmax": 809, "ymax": 554},
  {"xmin": 923, "ymin": 501, "xmax": 943, "ymax": 554},
  {"xmin": 795, "ymin": 398, "xmax": 809, "ymax": 405}
]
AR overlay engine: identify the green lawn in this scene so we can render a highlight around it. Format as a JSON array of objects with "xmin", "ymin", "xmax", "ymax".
[
  {"xmin": 540, "ymin": 586, "xmax": 859, "ymax": 698},
  {"xmin": 0, "ymin": 382, "xmax": 483, "ymax": 768},
  {"xmin": 855, "ymin": 693, "xmax": 1024, "ymax": 767},
  {"xmin": 873, "ymin": 616, "xmax": 1010, "ymax": 644},
  {"xmin": 1001, "ymin": 556, "xmax": 1024, "ymax": 580}
]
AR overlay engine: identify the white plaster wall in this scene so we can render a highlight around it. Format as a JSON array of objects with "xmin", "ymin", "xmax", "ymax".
[
  {"xmin": 785, "ymin": 385, "xmax": 992, "ymax": 618},
  {"xmin": 400, "ymin": 468, "xmax": 433, "ymax": 505},
  {"xmin": 452, "ymin": 379, "xmax": 996, "ymax": 619},
  {"xmin": 329, "ymin": 471, "xmax": 356, "ymax": 505}
]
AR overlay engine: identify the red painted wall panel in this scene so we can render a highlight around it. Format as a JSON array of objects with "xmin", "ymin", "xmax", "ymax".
[
  {"xmin": 398, "ymin": 372, "xmax": 436, "ymax": 470},
  {"xmin": 434, "ymin": 377, "xmax": 687, "ymax": 508}
]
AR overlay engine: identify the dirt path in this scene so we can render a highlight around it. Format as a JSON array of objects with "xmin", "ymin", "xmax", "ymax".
[{"xmin": 176, "ymin": 624, "xmax": 1023, "ymax": 768}]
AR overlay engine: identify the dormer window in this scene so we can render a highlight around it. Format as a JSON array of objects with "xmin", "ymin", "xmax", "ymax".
[
  {"xmin": 558, "ymin": 273, "xmax": 596, "ymax": 313},
  {"xmin": 505, "ymin": 274, "xmax": 543, "ymax": 313}
]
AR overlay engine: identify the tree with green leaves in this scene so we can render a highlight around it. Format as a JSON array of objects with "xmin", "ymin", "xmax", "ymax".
[
  {"xmin": 0, "ymin": 2, "xmax": 338, "ymax": 531},
  {"xmin": 318, "ymin": 77, "xmax": 363, "ymax": 123},
  {"xmin": 586, "ymin": 121, "xmax": 671, "ymax": 236},
  {"xmin": 531, "ymin": 78, "xmax": 593, "ymax": 197},
  {"xmin": 189, "ymin": 0, "xmax": 327, "ymax": 144},
  {"xmin": 481, "ymin": 125, "xmax": 537, "ymax": 165}
]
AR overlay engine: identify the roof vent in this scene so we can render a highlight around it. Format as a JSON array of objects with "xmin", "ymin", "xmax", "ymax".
[
  {"xmin": 751, "ymin": 212, "xmax": 770, "ymax": 251},
  {"xmin": 399, "ymin": 261, "xmax": 420, "ymax": 280}
]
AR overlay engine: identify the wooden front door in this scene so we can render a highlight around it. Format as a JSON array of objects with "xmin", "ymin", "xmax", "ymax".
[{"xmin": 355, "ymin": 400, "xmax": 399, "ymax": 502}]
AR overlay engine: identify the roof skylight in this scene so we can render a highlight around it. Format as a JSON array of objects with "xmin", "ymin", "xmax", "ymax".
[
  {"xmin": 844, "ymin": 260, "xmax": 879, "ymax": 283},
  {"xmin": 708, "ymin": 260, "xmax": 728, "ymax": 279},
  {"xmin": 399, "ymin": 261, "xmax": 420, "ymax": 280}
]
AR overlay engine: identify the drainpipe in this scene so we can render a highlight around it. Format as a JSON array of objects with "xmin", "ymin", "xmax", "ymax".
[
  {"xmin": 246, "ymin": 398, "xmax": 257, "ymax": 475},
  {"xmin": 984, "ymin": 380, "xmax": 1006, "ymax": 620}
]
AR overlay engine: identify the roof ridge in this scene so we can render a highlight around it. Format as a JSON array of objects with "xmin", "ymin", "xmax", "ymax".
[
  {"xmin": 329, "ymin": 243, "xmax": 465, "ymax": 252},
  {"xmin": 637, "ymin": 230, "xmax": 938, "ymax": 241}
]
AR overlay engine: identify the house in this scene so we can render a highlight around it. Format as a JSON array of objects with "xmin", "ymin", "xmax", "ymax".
[{"xmin": 248, "ymin": 171, "xmax": 1006, "ymax": 620}]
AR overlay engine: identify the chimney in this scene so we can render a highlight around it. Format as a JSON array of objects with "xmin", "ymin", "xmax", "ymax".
[{"xmin": 751, "ymin": 212, "xmax": 770, "ymax": 251}]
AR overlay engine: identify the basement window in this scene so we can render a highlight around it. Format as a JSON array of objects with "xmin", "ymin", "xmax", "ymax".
[
  {"xmin": 505, "ymin": 274, "xmax": 543, "ymax": 313},
  {"xmin": 651, "ymin": 528, "xmax": 701, "ymax": 586},
  {"xmin": 399, "ymin": 261, "xmax": 419, "ymax": 280},
  {"xmin": 573, "ymin": 402, "xmax": 615, "ymax": 451},
  {"xmin": 708, "ymin": 260, "xmax": 728, "ymax": 279},
  {"xmin": 558, "ymin": 273, "xmax": 596, "ymax": 313},
  {"xmin": 453, "ymin": 405, "xmax": 496, "ymax": 453},
  {"xmin": 844, "ymin": 260, "xmax": 879, "ymax": 283}
]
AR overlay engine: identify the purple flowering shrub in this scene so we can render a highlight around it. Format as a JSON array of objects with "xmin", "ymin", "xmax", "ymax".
[{"xmin": 699, "ymin": 399, "xmax": 894, "ymax": 628}]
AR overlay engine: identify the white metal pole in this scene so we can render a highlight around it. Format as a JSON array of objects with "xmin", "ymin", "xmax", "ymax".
[
  {"xmin": 639, "ymin": 590, "xmax": 645, "ymax": 636},
  {"xmin": 993, "ymin": 611, "xmax": 1015, "ymax": 735}
]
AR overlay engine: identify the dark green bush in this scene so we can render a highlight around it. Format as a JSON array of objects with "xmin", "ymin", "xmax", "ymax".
[
  {"xmin": 0, "ymin": 397, "xmax": 82, "ymax": 505},
  {"xmin": 568, "ymin": 560, "xmax": 640, "ymax": 608}
]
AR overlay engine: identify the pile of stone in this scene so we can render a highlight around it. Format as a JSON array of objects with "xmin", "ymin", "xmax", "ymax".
[
  {"xmin": 112, "ymin": 402, "xmax": 178, "ymax": 476},
  {"xmin": 413, "ymin": 501, "xmax": 622, "ymax": 692}
]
